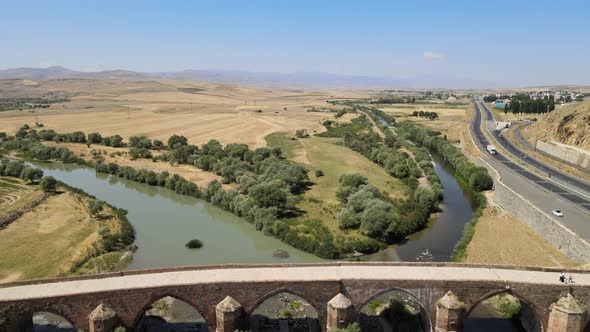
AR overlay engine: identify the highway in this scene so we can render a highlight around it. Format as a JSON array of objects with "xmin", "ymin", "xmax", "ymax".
[
  {"xmin": 513, "ymin": 122, "xmax": 590, "ymax": 176},
  {"xmin": 472, "ymin": 101, "xmax": 590, "ymax": 213}
]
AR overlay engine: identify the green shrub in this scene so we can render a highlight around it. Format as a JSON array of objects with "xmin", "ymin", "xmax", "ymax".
[
  {"xmin": 185, "ymin": 239, "xmax": 203, "ymax": 248},
  {"xmin": 315, "ymin": 169, "xmax": 324, "ymax": 177}
]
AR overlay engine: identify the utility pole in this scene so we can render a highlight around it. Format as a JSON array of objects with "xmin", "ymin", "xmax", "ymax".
[
  {"xmin": 127, "ymin": 105, "xmax": 130, "ymax": 119},
  {"xmin": 34, "ymin": 110, "xmax": 39, "ymax": 125}
]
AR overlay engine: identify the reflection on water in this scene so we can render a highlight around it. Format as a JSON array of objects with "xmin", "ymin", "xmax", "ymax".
[
  {"xmin": 464, "ymin": 304, "xmax": 526, "ymax": 332},
  {"xmin": 364, "ymin": 152, "xmax": 475, "ymax": 262},
  {"xmin": 32, "ymin": 162, "xmax": 322, "ymax": 269}
]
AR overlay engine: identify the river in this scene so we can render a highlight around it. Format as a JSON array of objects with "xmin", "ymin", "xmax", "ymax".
[
  {"xmin": 32, "ymin": 162, "xmax": 322, "ymax": 268},
  {"xmin": 31, "ymin": 159, "xmax": 525, "ymax": 331},
  {"xmin": 31, "ymin": 151, "xmax": 476, "ymax": 265},
  {"xmin": 363, "ymin": 152, "xmax": 476, "ymax": 262}
]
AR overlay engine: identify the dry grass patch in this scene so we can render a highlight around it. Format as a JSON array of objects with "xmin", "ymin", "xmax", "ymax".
[
  {"xmin": 465, "ymin": 203, "xmax": 576, "ymax": 268},
  {"xmin": 0, "ymin": 78, "xmax": 367, "ymax": 148},
  {"xmin": 0, "ymin": 191, "xmax": 99, "ymax": 282},
  {"xmin": 0, "ymin": 177, "xmax": 44, "ymax": 216},
  {"xmin": 381, "ymin": 104, "xmax": 468, "ymax": 140}
]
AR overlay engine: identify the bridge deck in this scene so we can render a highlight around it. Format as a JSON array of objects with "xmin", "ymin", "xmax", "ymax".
[{"xmin": 1, "ymin": 263, "xmax": 589, "ymax": 302}]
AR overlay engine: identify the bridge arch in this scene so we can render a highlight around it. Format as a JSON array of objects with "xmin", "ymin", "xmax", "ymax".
[
  {"xmin": 248, "ymin": 289, "xmax": 321, "ymax": 332},
  {"xmin": 30, "ymin": 309, "xmax": 77, "ymax": 331},
  {"xmin": 132, "ymin": 294, "xmax": 208, "ymax": 332},
  {"xmin": 358, "ymin": 288, "xmax": 432, "ymax": 332},
  {"xmin": 465, "ymin": 289, "xmax": 543, "ymax": 332}
]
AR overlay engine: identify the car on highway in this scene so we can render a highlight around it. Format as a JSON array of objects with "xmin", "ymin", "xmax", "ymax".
[{"xmin": 552, "ymin": 209, "xmax": 563, "ymax": 217}]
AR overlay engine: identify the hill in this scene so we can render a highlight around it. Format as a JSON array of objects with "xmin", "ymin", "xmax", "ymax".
[
  {"xmin": 523, "ymin": 101, "xmax": 590, "ymax": 150},
  {"xmin": 0, "ymin": 66, "xmax": 489, "ymax": 89}
]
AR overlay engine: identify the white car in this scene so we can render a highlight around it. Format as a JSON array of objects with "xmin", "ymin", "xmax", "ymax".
[{"xmin": 552, "ymin": 209, "xmax": 563, "ymax": 217}]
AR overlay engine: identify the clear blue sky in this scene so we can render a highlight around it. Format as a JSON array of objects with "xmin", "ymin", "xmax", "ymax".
[{"xmin": 1, "ymin": 0, "xmax": 589, "ymax": 86}]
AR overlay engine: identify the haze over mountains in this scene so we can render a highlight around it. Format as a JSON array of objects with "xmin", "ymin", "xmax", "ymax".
[{"xmin": 0, "ymin": 66, "xmax": 490, "ymax": 89}]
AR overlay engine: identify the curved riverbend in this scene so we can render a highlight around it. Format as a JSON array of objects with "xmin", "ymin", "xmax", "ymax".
[
  {"xmin": 32, "ymin": 155, "xmax": 475, "ymax": 266},
  {"xmin": 364, "ymin": 152, "xmax": 475, "ymax": 262},
  {"xmin": 32, "ymin": 162, "xmax": 322, "ymax": 268}
]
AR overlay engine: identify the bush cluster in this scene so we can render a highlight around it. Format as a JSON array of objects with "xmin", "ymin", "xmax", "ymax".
[
  {"xmin": 411, "ymin": 110, "xmax": 439, "ymax": 120},
  {"xmin": 0, "ymin": 159, "xmax": 44, "ymax": 183},
  {"xmin": 0, "ymin": 136, "xmax": 85, "ymax": 164},
  {"xmin": 335, "ymin": 173, "xmax": 436, "ymax": 243},
  {"xmin": 397, "ymin": 123, "xmax": 493, "ymax": 192}
]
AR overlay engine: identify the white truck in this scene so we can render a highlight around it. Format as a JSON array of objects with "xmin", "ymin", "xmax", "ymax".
[{"xmin": 487, "ymin": 145, "xmax": 497, "ymax": 155}]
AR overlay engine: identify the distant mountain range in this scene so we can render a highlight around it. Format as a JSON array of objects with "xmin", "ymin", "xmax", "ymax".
[{"xmin": 0, "ymin": 66, "xmax": 491, "ymax": 89}]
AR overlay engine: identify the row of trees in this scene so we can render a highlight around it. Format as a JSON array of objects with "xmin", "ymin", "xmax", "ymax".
[
  {"xmin": 396, "ymin": 123, "xmax": 493, "ymax": 192},
  {"xmin": 95, "ymin": 163, "xmax": 199, "ymax": 197},
  {"xmin": 504, "ymin": 98, "xmax": 555, "ymax": 114},
  {"xmin": 0, "ymin": 136, "xmax": 84, "ymax": 164},
  {"xmin": 411, "ymin": 111, "xmax": 439, "ymax": 120}
]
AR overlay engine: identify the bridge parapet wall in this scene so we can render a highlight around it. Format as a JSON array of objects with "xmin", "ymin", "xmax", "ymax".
[{"xmin": 1, "ymin": 263, "xmax": 589, "ymax": 332}]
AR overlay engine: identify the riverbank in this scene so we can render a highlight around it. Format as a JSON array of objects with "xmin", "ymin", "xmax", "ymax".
[{"xmin": 0, "ymin": 178, "xmax": 132, "ymax": 282}]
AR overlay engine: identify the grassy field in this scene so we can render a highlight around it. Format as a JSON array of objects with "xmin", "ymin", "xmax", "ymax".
[
  {"xmin": 264, "ymin": 132, "xmax": 305, "ymax": 161},
  {"xmin": 0, "ymin": 177, "xmax": 44, "ymax": 216},
  {"xmin": 266, "ymin": 134, "xmax": 407, "ymax": 235},
  {"xmin": 0, "ymin": 190, "xmax": 100, "ymax": 282}
]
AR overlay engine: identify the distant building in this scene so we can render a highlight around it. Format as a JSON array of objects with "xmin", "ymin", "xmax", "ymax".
[{"xmin": 447, "ymin": 96, "xmax": 457, "ymax": 101}]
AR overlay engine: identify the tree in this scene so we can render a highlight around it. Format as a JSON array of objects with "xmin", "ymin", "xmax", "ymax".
[
  {"xmin": 338, "ymin": 173, "xmax": 368, "ymax": 188},
  {"xmin": 88, "ymin": 199, "xmax": 104, "ymax": 217},
  {"xmin": 248, "ymin": 180, "xmax": 288, "ymax": 210},
  {"xmin": 468, "ymin": 168, "xmax": 494, "ymax": 191},
  {"xmin": 40, "ymin": 176, "xmax": 57, "ymax": 192},
  {"xmin": 5, "ymin": 161, "xmax": 25, "ymax": 177},
  {"xmin": 88, "ymin": 132, "xmax": 102, "ymax": 144},
  {"xmin": 295, "ymin": 129, "xmax": 309, "ymax": 138},
  {"xmin": 20, "ymin": 167, "xmax": 44, "ymax": 183},
  {"xmin": 168, "ymin": 134, "xmax": 188, "ymax": 149}
]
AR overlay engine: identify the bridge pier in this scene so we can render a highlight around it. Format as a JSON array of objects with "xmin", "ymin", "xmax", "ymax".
[
  {"xmin": 435, "ymin": 291, "xmax": 465, "ymax": 332},
  {"xmin": 88, "ymin": 303, "xmax": 118, "ymax": 332},
  {"xmin": 326, "ymin": 293, "xmax": 354, "ymax": 331},
  {"xmin": 547, "ymin": 293, "xmax": 587, "ymax": 332},
  {"xmin": 215, "ymin": 296, "xmax": 245, "ymax": 332}
]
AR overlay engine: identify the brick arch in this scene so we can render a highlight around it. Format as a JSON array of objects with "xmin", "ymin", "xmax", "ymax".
[
  {"xmin": 130, "ymin": 292, "xmax": 208, "ymax": 329},
  {"xmin": 30, "ymin": 309, "xmax": 77, "ymax": 330},
  {"xmin": 465, "ymin": 289, "xmax": 544, "ymax": 332},
  {"xmin": 247, "ymin": 287, "xmax": 322, "ymax": 316},
  {"xmin": 357, "ymin": 287, "xmax": 432, "ymax": 332}
]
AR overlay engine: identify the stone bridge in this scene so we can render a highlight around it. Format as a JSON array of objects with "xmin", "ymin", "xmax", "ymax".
[{"xmin": 1, "ymin": 263, "xmax": 589, "ymax": 332}]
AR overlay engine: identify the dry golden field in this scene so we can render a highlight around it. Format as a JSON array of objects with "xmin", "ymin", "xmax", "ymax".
[
  {"xmin": 0, "ymin": 189, "xmax": 97, "ymax": 282},
  {"xmin": 465, "ymin": 203, "xmax": 575, "ymax": 268},
  {"xmin": 379, "ymin": 103, "xmax": 470, "ymax": 142},
  {"xmin": 0, "ymin": 78, "xmax": 368, "ymax": 147}
]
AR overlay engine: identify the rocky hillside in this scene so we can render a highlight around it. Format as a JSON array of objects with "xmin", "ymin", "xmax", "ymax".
[{"xmin": 523, "ymin": 100, "xmax": 590, "ymax": 150}]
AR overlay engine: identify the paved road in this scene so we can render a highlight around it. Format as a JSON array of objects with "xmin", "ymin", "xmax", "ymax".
[
  {"xmin": 473, "ymin": 102, "xmax": 590, "ymax": 213},
  {"xmin": 513, "ymin": 122, "xmax": 590, "ymax": 175},
  {"xmin": 0, "ymin": 264, "xmax": 589, "ymax": 302}
]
